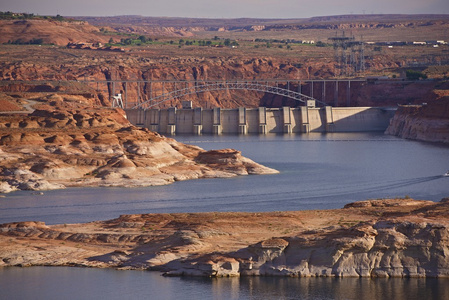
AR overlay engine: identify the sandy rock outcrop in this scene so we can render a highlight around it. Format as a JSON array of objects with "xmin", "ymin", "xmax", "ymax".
[
  {"xmin": 1, "ymin": 198, "xmax": 449, "ymax": 278},
  {"xmin": 0, "ymin": 106, "xmax": 278, "ymax": 193}
]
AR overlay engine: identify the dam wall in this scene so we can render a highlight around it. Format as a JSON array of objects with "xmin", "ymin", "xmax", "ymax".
[{"xmin": 125, "ymin": 107, "xmax": 396, "ymax": 135}]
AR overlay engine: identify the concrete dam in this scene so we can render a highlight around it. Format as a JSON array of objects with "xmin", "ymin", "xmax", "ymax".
[{"xmin": 125, "ymin": 106, "xmax": 396, "ymax": 135}]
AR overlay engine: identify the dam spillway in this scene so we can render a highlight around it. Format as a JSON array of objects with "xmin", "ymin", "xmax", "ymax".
[{"xmin": 125, "ymin": 106, "xmax": 396, "ymax": 135}]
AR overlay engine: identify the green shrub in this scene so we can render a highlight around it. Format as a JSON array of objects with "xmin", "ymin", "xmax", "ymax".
[{"xmin": 406, "ymin": 69, "xmax": 428, "ymax": 80}]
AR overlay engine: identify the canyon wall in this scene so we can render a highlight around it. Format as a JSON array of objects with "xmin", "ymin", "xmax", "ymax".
[{"xmin": 1, "ymin": 49, "xmax": 444, "ymax": 110}]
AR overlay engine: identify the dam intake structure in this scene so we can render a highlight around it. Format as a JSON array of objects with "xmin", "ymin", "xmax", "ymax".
[{"xmin": 125, "ymin": 105, "xmax": 396, "ymax": 135}]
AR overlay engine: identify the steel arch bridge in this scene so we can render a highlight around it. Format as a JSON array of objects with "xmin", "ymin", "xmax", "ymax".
[{"xmin": 125, "ymin": 80, "xmax": 323, "ymax": 109}]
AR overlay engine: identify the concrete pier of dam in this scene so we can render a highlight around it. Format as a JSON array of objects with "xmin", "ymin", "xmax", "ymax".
[{"xmin": 125, "ymin": 106, "xmax": 396, "ymax": 135}]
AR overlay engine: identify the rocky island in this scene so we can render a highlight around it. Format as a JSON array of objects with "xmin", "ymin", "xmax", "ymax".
[{"xmin": 1, "ymin": 198, "xmax": 449, "ymax": 278}]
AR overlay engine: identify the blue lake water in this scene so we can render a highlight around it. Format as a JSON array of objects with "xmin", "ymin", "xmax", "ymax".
[
  {"xmin": 1, "ymin": 132, "xmax": 449, "ymax": 299},
  {"xmin": 1, "ymin": 267, "xmax": 448, "ymax": 300},
  {"xmin": 1, "ymin": 133, "xmax": 448, "ymax": 225}
]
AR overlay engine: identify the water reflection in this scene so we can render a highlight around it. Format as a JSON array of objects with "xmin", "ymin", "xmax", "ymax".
[
  {"xmin": 2, "ymin": 267, "xmax": 448, "ymax": 300},
  {"xmin": 179, "ymin": 275, "xmax": 449, "ymax": 300}
]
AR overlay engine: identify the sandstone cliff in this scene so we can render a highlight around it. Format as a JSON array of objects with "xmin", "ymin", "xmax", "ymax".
[
  {"xmin": 1, "ymin": 198, "xmax": 449, "ymax": 278},
  {"xmin": 385, "ymin": 95, "xmax": 449, "ymax": 144}
]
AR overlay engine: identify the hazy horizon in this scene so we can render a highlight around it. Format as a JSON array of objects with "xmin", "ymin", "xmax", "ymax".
[{"xmin": 1, "ymin": 0, "xmax": 449, "ymax": 19}]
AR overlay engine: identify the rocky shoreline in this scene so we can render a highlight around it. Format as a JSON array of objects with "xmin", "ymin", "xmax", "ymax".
[{"xmin": 1, "ymin": 198, "xmax": 449, "ymax": 278}]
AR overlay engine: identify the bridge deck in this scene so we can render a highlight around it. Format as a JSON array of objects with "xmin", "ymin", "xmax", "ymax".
[{"xmin": 103, "ymin": 79, "xmax": 366, "ymax": 109}]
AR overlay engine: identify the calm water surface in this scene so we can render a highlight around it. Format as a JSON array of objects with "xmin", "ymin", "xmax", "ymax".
[
  {"xmin": 1, "ymin": 133, "xmax": 448, "ymax": 225},
  {"xmin": 1, "ymin": 267, "xmax": 448, "ymax": 300},
  {"xmin": 1, "ymin": 133, "xmax": 448, "ymax": 299}
]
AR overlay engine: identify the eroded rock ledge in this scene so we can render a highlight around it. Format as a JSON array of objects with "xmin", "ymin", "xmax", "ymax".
[
  {"xmin": 0, "ymin": 106, "xmax": 278, "ymax": 193},
  {"xmin": 1, "ymin": 198, "xmax": 449, "ymax": 278}
]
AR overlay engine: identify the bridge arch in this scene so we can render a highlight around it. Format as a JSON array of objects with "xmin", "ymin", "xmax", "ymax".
[{"xmin": 126, "ymin": 81, "xmax": 323, "ymax": 109}]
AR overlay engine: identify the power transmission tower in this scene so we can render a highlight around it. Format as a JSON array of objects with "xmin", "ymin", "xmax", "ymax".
[{"xmin": 329, "ymin": 32, "xmax": 365, "ymax": 77}]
